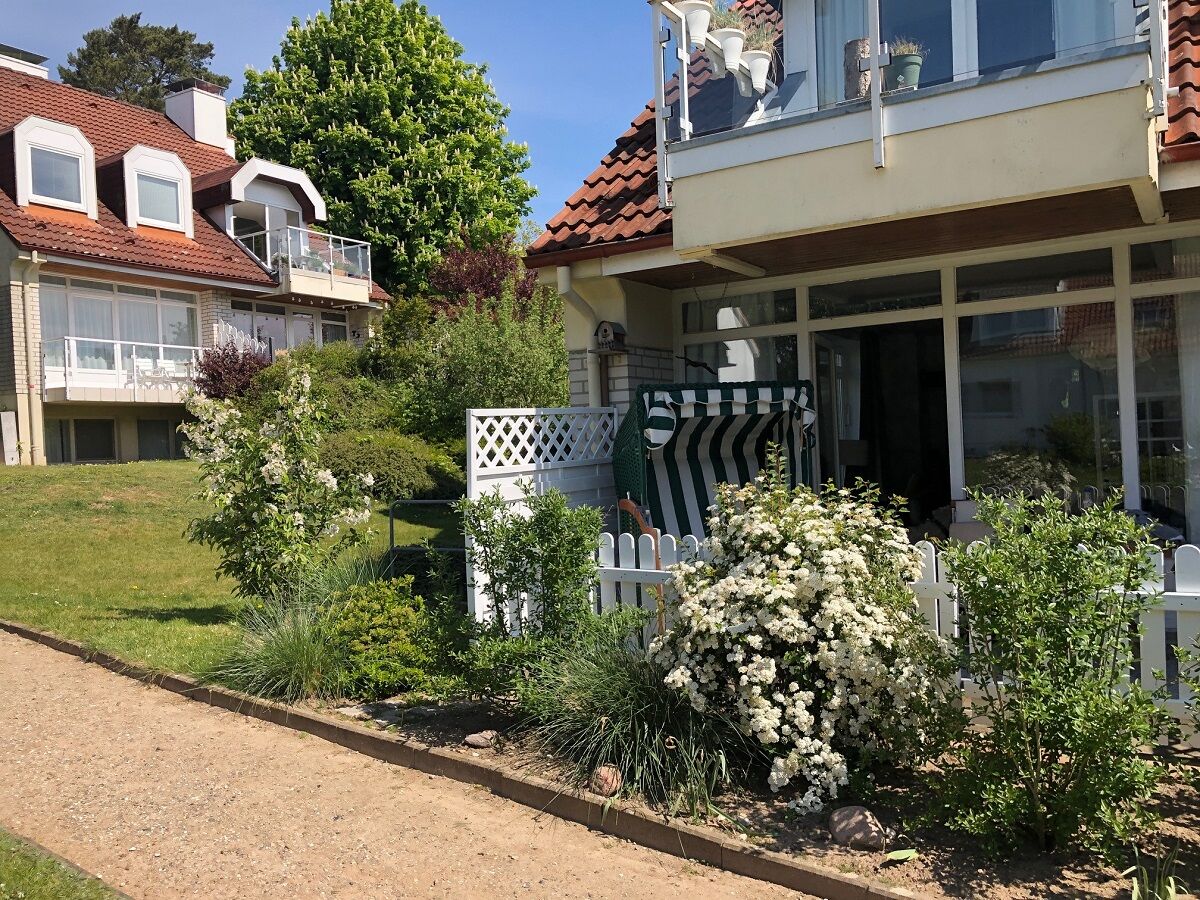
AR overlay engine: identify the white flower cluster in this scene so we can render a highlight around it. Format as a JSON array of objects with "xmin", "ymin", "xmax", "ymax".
[
  {"xmin": 652, "ymin": 466, "xmax": 942, "ymax": 812},
  {"xmin": 180, "ymin": 366, "xmax": 376, "ymax": 601}
]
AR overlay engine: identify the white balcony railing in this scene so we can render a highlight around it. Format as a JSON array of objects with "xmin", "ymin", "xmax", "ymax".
[
  {"xmin": 650, "ymin": 0, "xmax": 1171, "ymax": 202},
  {"xmin": 41, "ymin": 336, "xmax": 201, "ymax": 401},
  {"xmin": 236, "ymin": 226, "xmax": 372, "ymax": 285}
]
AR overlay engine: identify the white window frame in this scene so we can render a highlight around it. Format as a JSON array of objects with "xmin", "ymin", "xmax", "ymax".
[
  {"xmin": 123, "ymin": 145, "xmax": 193, "ymax": 237},
  {"xmin": 14, "ymin": 116, "xmax": 97, "ymax": 218}
]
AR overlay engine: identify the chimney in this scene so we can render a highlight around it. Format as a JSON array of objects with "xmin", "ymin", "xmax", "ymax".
[
  {"xmin": 164, "ymin": 78, "xmax": 235, "ymax": 156},
  {"xmin": 0, "ymin": 43, "xmax": 48, "ymax": 79}
]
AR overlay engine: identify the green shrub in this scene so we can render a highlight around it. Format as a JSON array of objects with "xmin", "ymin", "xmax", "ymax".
[
  {"xmin": 240, "ymin": 343, "xmax": 410, "ymax": 435},
  {"xmin": 207, "ymin": 602, "xmax": 347, "ymax": 703},
  {"xmin": 518, "ymin": 633, "xmax": 768, "ymax": 815},
  {"xmin": 325, "ymin": 577, "xmax": 434, "ymax": 701},
  {"xmin": 322, "ymin": 430, "xmax": 465, "ymax": 502},
  {"xmin": 936, "ymin": 493, "xmax": 1177, "ymax": 857},
  {"xmin": 459, "ymin": 484, "xmax": 600, "ymax": 637},
  {"xmin": 379, "ymin": 286, "xmax": 568, "ymax": 443}
]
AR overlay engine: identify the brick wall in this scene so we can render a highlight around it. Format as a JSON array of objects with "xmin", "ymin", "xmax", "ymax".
[
  {"xmin": 0, "ymin": 277, "xmax": 16, "ymax": 395},
  {"xmin": 606, "ymin": 346, "xmax": 674, "ymax": 414},
  {"xmin": 568, "ymin": 349, "xmax": 589, "ymax": 407},
  {"xmin": 197, "ymin": 290, "xmax": 232, "ymax": 347}
]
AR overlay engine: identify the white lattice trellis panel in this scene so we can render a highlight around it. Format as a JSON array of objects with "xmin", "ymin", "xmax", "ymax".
[{"xmin": 469, "ymin": 407, "xmax": 618, "ymax": 474}]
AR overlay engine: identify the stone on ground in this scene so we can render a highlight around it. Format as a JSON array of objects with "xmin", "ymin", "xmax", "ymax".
[
  {"xmin": 464, "ymin": 730, "xmax": 498, "ymax": 749},
  {"xmin": 589, "ymin": 765, "xmax": 623, "ymax": 798},
  {"xmin": 828, "ymin": 806, "xmax": 886, "ymax": 850}
]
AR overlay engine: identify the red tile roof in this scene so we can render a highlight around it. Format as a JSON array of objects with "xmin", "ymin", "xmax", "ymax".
[
  {"xmin": 0, "ymin": 66, "xmax": 275, "ymax": 286},
  {"xmin": 531, "ymin": 0, "xmax": 1200, "ymax": 266},
  {"xmin": 0, "ymin": 67, "xmax": 391, "ymax": 302}
]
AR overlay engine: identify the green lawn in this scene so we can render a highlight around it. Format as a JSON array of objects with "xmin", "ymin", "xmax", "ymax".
[
  {"xmin": 0, "ymin": 461, "xmax": 459, "ymax": 674},
  {"xmin": 0, "ymin": 828, "xmax": 118, "ymax": 900}
]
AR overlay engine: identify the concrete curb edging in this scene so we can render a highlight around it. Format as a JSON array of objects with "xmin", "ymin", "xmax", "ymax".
[{"xmin": 0, "ymin": 620, "xmax": 922, "ymax": 900}]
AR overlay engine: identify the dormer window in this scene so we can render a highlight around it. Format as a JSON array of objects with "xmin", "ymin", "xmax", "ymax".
[
  {"xmin": 13, "ymin": 116, "xmax": 97, "ymax": 218},
  {"xmin": 30, "ymin": 146, "xmax": 83, "ymax": 206},
  {"xmin": 122, "ymin": 145, "xmax": 193, "ymax": 237},
  {"xmin": 136, "ymin": 173, "xmax": 181, "ymax": 227}
]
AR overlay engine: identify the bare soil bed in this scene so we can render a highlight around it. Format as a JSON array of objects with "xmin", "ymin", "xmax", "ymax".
[{"xmin": 325, "ymin": 696, "xmax": 1200, "ymax": 900}]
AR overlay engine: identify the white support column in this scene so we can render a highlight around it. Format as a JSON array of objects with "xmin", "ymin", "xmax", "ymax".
[
  {"xmin": 867, "ymin": 0, "xmax": 886, "ymax": 168},
  {"xmin": 941, "ymin": 267, "xmax": 966, "ymax": 501},
  {"xmin": 796, "ymin": 284, "xmax": 812, "ymax": 382},
  {"xmin": 651, "ymin": 3, "xmax": 672, "ymax": 210},
  {"xmin": 1114, "ymin": 243, "xmax": 1142, "ymax": 511}
]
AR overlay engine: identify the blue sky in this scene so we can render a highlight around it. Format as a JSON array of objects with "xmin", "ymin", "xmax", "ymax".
[{"xmin": 6, "ymin": 1, "xmax": 651, "ymax": 230}]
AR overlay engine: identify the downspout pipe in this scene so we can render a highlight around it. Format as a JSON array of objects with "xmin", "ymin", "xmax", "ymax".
[
  {"xmin": 557, "ymin": 265, "xmax": 604, "ymax": 408},
  {"xmin": 13, "ymin": 251, "xmax": 43, "ymax": 465}
]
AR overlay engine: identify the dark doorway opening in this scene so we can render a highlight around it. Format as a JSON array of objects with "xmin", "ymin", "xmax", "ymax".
[{"xmin": 815, "ymin": 318, "xmax": 951, "ymax": 537}]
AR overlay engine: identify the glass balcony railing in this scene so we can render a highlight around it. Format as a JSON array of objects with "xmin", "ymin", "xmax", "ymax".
[
  {"xmin": 650, "ymin": 0, "xmax": 1168, "ymax": 186},
  {"xmin": 236, "ymin": 226, "xmax": 372, "ymax": 285},
  {"xmin": 41, "ymin": 336, "xmax": 202, "ymax": 398}
]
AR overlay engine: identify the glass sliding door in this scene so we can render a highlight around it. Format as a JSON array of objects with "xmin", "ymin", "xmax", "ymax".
[{"xmin": 73, "ymin": 295, "xmax": 115, "ymax": 370}]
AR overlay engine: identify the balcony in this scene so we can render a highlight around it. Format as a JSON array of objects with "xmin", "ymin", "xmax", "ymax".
[
  {"xmin": 651, "ymin": 0, "xmax": 1172, "ymax": 257},
  {"xmin": 42, "ymin": 337, "xmax": 201, "ymax": 404},
  {"xmin": 238, "ymin": 225, "xmax": 373, "ymax": 305}
]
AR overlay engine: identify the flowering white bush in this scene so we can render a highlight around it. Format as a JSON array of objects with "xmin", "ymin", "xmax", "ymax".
[
  {"xmin": 183, "ymin": 367, "xmax": 375, "ymax": 603},
  {"xmin": 651, "ymin": 458, "xmax": 956, "ymax": 812}
]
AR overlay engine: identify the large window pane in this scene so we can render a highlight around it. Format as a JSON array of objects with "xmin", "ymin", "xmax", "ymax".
[
  {"xmin": 816, "ymin": 0, "xmax": 868, "ymax": 107},
  {"xmin": 39, "ymin": 285, "xmax": 68, "ymax": 367},
  {"xmin": 681, "ymin": 335, "xmax": 799, "ymax": 383},
  {"xmin": 809, "ymin": 270, "xmax": 940, "ymax": 319},
  {"xmin": 957, "ymin": 249, "xmax": 1113, "ymax": 303},
  {"xmin": 160, "ymin": 305, "xmax": 198, "ymax": 364},
  {"xmin": 74, "ymin": 295, "xmax": 114, "ymax": 370},
  {"xmin": 136, "ymin": 173, "xmax": 181, "ymax": 225},
  {"xmin": 73, "ymin": 419, "xmax": 115, "ymax": 462},
  {"xmin": 30, "ymin": 147, "xmax": 82, "ymax": 204},
  {"xmin": 977, "ymin": 0, "xmax": 1118, "ymax": 73},
  {"xmin": 1132, "ymin": 294, "xmax": 1200, "ymax": 542},
  {"xmin": 119, "ymin": 299, "xmax": 160, "ymax": 369},
  {"xmin": 1131, "ymin": 238, "xmax": 1200, "ymax": 284},
  {"xmin": 683, "ymin": 289, "xmax": 797, "ymax": 334},
  {"xmin": 960, "ymin": 302, "xmax": 1121, "ymax": 499},
  {"xmin": 882, "ymin": 0, "xmax": 953, "ymax": 88},
  {"xmin": 137, "ymin": 420, "xmax": 171, "ymax": 461}
]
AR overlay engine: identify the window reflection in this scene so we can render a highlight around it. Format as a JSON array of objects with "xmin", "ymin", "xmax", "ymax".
[
  {"xmin": 960, "ymin": 302, "xmax": 1122, "ymax": 501},
  {"xmin": 681, "ymin": 335, "xmax": 799, "ymax": 384}
]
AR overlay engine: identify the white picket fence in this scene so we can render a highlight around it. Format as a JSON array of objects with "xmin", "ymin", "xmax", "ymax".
[{"xmin": 593, "ymin": 533, "xmax": 1200, "ymax": 724}]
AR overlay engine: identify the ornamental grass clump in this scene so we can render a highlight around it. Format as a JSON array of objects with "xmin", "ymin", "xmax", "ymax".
[{"xmin": 652, "ymin": 456, "xmax": 958, "ymax": 813}]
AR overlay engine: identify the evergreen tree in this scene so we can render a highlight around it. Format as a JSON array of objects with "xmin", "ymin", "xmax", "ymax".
[
  {"xmin": 59, "ymin": 13, "xmax": 230, "ymax": 112},
  {"xmin": 230, "ymin": 0, "xmax": 535, "ymax": 297}
]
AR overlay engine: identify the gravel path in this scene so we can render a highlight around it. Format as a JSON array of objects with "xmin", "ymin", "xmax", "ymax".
[{"xmin": 0, "ymin": 631, "xmax": 801, "ymax": 899}]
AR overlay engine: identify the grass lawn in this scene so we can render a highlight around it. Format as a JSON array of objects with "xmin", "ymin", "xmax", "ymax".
[
  {"xmin": 0, "ymin": 461, "xmax": 459, "ymax": 675},
  {"xmin": 0, "ymin": 828, "xmax": 117, "ymax": 900}
]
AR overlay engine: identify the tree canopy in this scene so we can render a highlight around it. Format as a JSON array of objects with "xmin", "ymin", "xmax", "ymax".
[
  {"xmin": 230, "ymin": 0, "xmax": 536, "ymax": 298},
  {"xmin": 59, "ymin": 13, "xmax": 231, "ymax": 112}
]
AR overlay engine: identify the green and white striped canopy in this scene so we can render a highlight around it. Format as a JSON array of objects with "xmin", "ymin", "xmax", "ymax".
[{"xmin": 640, "ymin": 384, "xmax": 816, "ymax": 537}]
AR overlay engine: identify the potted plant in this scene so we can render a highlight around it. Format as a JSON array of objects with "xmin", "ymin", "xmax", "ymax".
[
  {"xmin": 709, "ymin": 2, "xmax": 746, "ymax": 76},
  {"xmin": 677, "ymin": 0, "xmax": 713, "ymax": 49},
  {"xmin": 884, "ymin": 37, "xmax": 925, "ymax": 91},
  {"xmin": 743, "ymin": 24, "xmax": 776, "ymax": 93}
]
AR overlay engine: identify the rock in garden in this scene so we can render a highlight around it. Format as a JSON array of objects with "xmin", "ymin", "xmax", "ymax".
[
  {"xmin": 464, "ymin": 730, "xmax": 498, "ymax": 749},
  {"xmin": 829, "ymin": 806, "xmax": 887, "ymax": 850},
  {"xmin": 589, "ymin": 765, "xmax": 623, "ymax": 798},
  {"xmin": 335, "ymin": 705, "xmax": 372, "ymax": 720}
]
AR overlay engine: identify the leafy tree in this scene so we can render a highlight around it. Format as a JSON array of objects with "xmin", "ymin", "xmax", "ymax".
[
  {"xmin": 59, "ymin": 13, "xmax": 231, "ymax": 111},
  {"xmin": 430, "ymin": 234, "xmax": 536, "ymax": 309},
  {"xmin": 230, "ymin": 0, "xmax": 536, "ymax": 297}
]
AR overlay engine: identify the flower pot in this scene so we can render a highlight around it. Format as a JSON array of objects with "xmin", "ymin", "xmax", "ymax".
[
  {"xmin": 743, "ymin": 49, "xmax": 772, "ymax": 93},
  {"xmin": 884, "ymin": 54, "xmax": 923, "ymax": 91},
  {"xmin": 710, "ymin": 27, "xmax": 745, "ymax": 75},
  {"xmin": 677, "ymin": 0, "xmax": 713, "ymax": 49}
]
